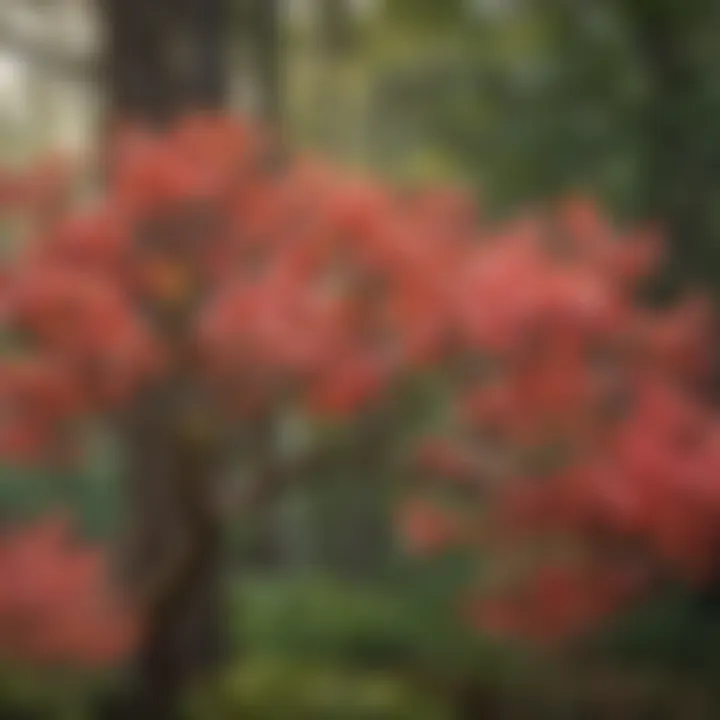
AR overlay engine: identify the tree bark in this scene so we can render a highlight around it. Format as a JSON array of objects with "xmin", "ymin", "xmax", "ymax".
[
  {"xmin": 99, "ymin": 0, "xmax": 228, "ymax": 126},
  {"xmin": 246, "ymin": 0, "xmax": 282, "ymax": 125},
  {"xmin": 117, "ymin": 381, "xmax": 227, "ymax": 720},
  {"xmin": 624, "ymin": 0, "xmax": 720, "ymax": 293},
  {"xmin": 96, "ymin": 1, "xmax": 230, "ymax": 718},
  {"xmin": 623, "ymin": 0, "xmax": 720, "ymax": 398},
  {"xmin": 314, "ymin": 0, "xmax": 354, "ymax": 155}
]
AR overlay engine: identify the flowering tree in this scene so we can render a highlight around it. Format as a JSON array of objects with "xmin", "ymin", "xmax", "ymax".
[
  {"xmin": 401, "ymin": 199, "xmax": 719, "ymax": 642},
  {"xmin": 0, "ymin": 162, "xmax": 134, "ymax": 674},
  {"xmin": 0, "ymin": 118, "xmax": 717, "ymax": 715},
  {"xmin": 0, "ymin": 118, "xmax": 480, "ymax": 714},
  {"xmin": 0, "ymin": 517, "xmax": 134, "ymax": 668}
]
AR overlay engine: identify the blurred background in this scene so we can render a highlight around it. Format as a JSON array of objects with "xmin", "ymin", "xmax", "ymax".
[
  {"xmin": 0, "ymin": 1, "xmax": 719, "ymax": 718},
  {"xmin": 3, "ymin": 0, "xmax": 720, "ymax": 286}
]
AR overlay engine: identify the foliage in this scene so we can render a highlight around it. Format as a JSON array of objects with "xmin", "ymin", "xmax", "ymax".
[
  {"xmin": 190, "ymin": 658, "xmax": 452, "ymax": 720},
  {"xmin": 0, "ymin": 116, "xmax": 716, "ymax": 676},
  {"xmin": 194, "ymin": 570, "xmax": 527, "ymax": 720},
  {"xmin": 213, "ymin": 575, "xmax": 720, "ymax": 718},
  {"xmin": 328, "ymin": 0, "xmax": 720, "ymax": 290},
  {"xmin": 401, "ymin": 197, "xmax": 718, "ymax": 641},
  {"xmin": 234, "ymin": 569, "xmax": 493, "ymax": 674},
  {"xmin": 0, "ymin": 663, "xmax": 112, "ymax": 720},
  {"xmin": 0, "ymin": 517, "xmax": 134, "ymax": 667},
  {"xmin": 595, "ymin": 588, "xmax": 720, "ymax": 680}
]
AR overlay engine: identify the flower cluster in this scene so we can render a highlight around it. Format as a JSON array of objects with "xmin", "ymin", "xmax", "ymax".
[
  {"xmin": 0, "ymin": 517, "xmax": 135, "ymax": 666},
  {"xmin": 0, "ymin": 118, "xmax": 717, "ymax": 654},
  {"xmin": 406, "ymin": 199, "xmax": 718, "ymax": 641}
]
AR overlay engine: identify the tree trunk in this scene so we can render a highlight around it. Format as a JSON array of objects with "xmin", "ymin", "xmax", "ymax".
[
  {"xmin": 117, "ymin": 383, "xmax": 227, "ymax": 720},
  {"xmin": 247, "ymin": 0, "xmax": 282, "ymax": 124},
  {"xmin": 314, "ymin": 0, "xmax": 354, "ymax": 155},
  {"xmin": 623, "ymin": 0, "xmax": 720, "ymax": 398},
  {"xmin": 99, "ymin": 0, "xmax": 228, "ymax": 126},
  {"xmin": 624, "ymin": 0, "xmax": 720, "ymax": 294},
  {"xmin": 96, "ymin": 1, "xmax": 230, "ymax": 718}
]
